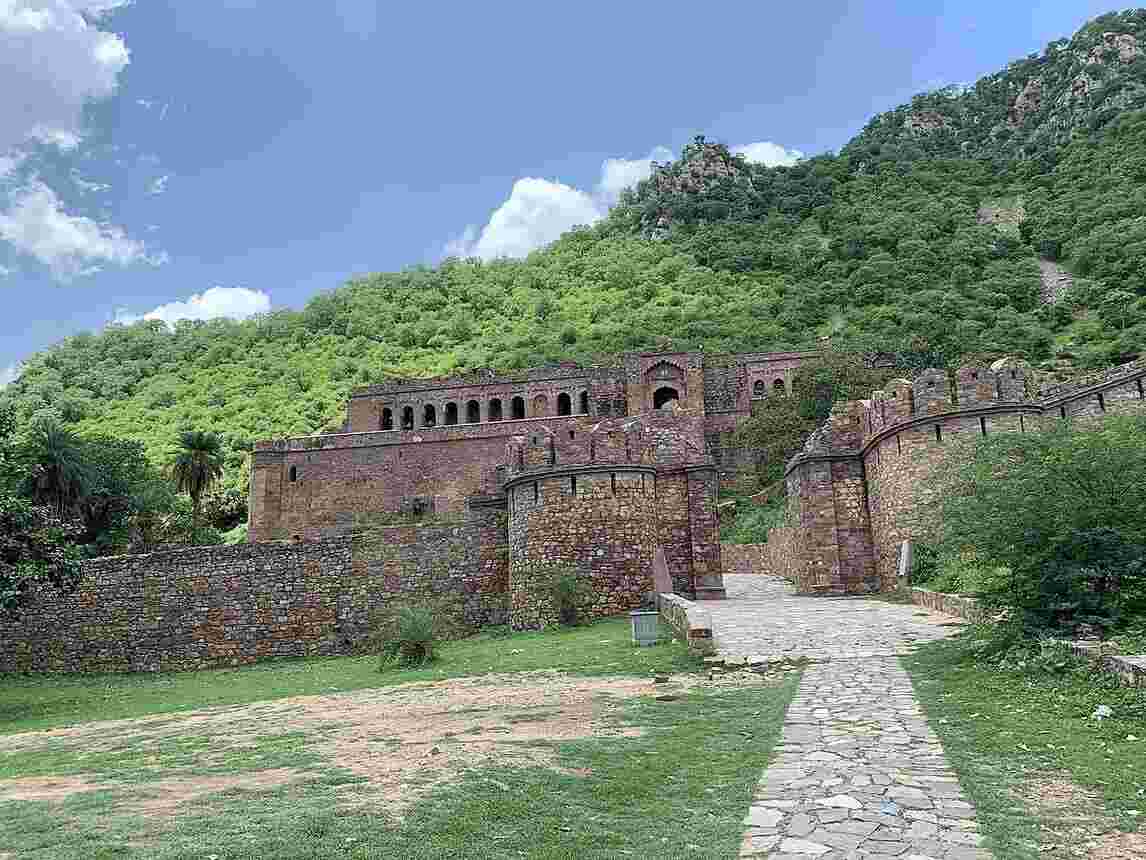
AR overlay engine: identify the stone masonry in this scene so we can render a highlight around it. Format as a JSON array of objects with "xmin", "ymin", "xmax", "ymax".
[{"xmin": 768, "ymin": 356, "xmax": 1146, "ymax": 593}]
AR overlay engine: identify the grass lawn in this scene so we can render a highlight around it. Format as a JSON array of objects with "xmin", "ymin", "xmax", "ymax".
[
  {"xmin": 906, "ymin": 635, "xmax": 1146, "ymax": 859},
  {"xmin": 1, "ymin": 618, "xmax": 800, "ymax": 859},
  {"xmin": 0, "ymin": 618, "xmax": 703, "ymax": 735}
]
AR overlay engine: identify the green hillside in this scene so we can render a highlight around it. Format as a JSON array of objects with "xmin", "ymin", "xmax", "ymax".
[{"xmin": 2, "ymin": 10, "xmax": 1145, "ymax": 506}]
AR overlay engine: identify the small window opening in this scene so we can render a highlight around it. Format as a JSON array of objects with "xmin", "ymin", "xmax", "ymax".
[
  {"xmin": 896, "ymin": 435, "xmax": 902, "ymax": 455},
  {"xmin": 381, "ymin": 408, "xmax": 393, "ymax": 431},
  {"xmin": 611, "ymin": 473, "xmax": 617, "ymax": 495},
  {"xmin": 773, "ymin": 378, "xmax": 786, "ymax": 395},
  {"xmin": 557, "ymin": 392, "xmax": 572, "ymax": 416},
  {"xmin": 511, "ymin": 396, "xmax": 526, "ymax": 419},
  {"xmin": 1060, "ymin": 405, "xmax": 1067, "ymax": 419},
  {"xmin": 571, "ymin": 476, "xmax": 577, "ymax": 496},
  {"xmin": 1138, "ymin": 378, "xmax": 1145, "ymax": 400},
  {"xmin": 996, "ymin": 376, "xmax": 1003, "ymax": 399},
  {"xmin": 971, "ymin": 371, "xmax": 978, "ymax": 380},
  {"xmin": 934, "ymin": 424, "xmax": 942, "ymax": 443},
  {"xmin": 979, "ymin": 416, "xmax": 987, "ymax": 436},
  {"xmin": 289, "ymin": 465, "xmax": 297, "ymax": 482},
  {"xmin": 753, "ymin": 380, "xmax": 766, "ymax": 396},
  {"xmin": 533, "ymin": 482, "xmax": 539, "ymax": 503},
  {"xmin": 579, "ymin": 391, "xmax": 589, "ymax": 414},
  {"xmin": 1011, "ymin": 370, "xmax": 1017, "ymax": 379},
  {"xmin": 653, "ymin": 386, "xmax": 680, "ymax": 409},
  {"xmin": 1098, "ymin": 392, "xmax": 1106, "ymax": 412},
  {"xmin": 1020, "ymin": 414, "xmax": 1025, "ymax": 433},
  {"xmin": 928, "ymin": 379, "xmax": 935, "ymax": 388},
  {"xmin": 569, "ymin": 429, "xmax": 575, "ymax": 440},
  {"xmin": 489, "ymin": 398, "xmax": 503, "ymax": 421}
]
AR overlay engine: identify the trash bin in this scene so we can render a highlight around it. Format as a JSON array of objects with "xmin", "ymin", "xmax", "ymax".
[{"xmin": 630, "ymin": 610, "xmax": 660, "ymax": 647}]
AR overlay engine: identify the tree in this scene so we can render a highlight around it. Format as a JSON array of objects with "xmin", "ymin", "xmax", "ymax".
[
  {"xmin": 0, "ymin": 496, "xmax": 82, "ymax": 617},
  {"xmin": 169, "ymin": 431, "xmax": 226, "ymax": 531},
  {"xmin": 21, "ymin": 418, "xmax": 92, "ymax": 517}
]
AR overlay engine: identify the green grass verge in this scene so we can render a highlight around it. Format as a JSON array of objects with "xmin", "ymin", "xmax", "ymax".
[
  {"xmin": 0, "ymin": 677, "xmax": 800, "ymax": 859},
  {"xmin": 1, "ymin": 618, "xmax": 703, "ymax": 735},
  {"xmin": 905, "ymin": 635, "xmax": 1146, "ymax": 859}
]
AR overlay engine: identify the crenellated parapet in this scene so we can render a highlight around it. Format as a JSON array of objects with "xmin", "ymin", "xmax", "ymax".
[{"xmin": 771, "ymin": 355, "xmax": 1146, "ymax": 595}]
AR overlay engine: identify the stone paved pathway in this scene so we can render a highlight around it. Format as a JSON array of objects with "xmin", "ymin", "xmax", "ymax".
[{"xmin": 711, "ymin": 576, "xmax": 991, "ymax": 859}]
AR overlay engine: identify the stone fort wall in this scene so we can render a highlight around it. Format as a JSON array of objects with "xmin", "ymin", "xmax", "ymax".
[
  {"xmin": 767, "ymin": 357, "xmax": 1146, "ymax": 593},
  {"xmin": 0, "ymin": 509, "xmax": 508, "ymax": 673}
]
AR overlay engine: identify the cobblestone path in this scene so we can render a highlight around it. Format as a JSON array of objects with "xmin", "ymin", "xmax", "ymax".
[{"xmin": 711, "ymin": 576, "xmax": 991, "ymax": 859}]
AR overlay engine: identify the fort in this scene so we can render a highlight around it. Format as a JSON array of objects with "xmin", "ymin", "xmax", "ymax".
[{"xmin": 2, "ymin": 350, "xmax": 1144, "ymax": 673}]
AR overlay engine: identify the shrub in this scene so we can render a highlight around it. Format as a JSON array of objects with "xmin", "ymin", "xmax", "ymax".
[
  {"xmin": 549, "ymin": 569, "xmax": 593, "ymax": 626},
  {"xmin": 368, "ymin": 595, "xmax": 465, "ymax": 669},
  {"xmin": 937, "ymin": 417, "xmax": 1146, "ymax": 636}
]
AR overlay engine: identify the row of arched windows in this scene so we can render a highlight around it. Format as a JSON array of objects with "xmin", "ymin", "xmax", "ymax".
[{"xmin": 380, "ymin": 390, "xmax": 590, "ymax": 430}]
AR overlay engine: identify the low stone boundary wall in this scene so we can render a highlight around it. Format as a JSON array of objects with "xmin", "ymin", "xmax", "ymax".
[
  {"xmin": 721, "ymin": 543, "xmax": 768, "ymax": 575},
  {"xmin": 910, "ymin": 587, "xmax": 985, "ymax": 622},
  {"xmin": 1066, "ymin": 643, "xmax": 1146, "ymax": 688},
  {"xmin": 656, "ymin": 593, "xmax": 715, "ymax": 655},
  {"xmin": 912, "ymin": 588, "xmax": 1146, "ymax": 688}
]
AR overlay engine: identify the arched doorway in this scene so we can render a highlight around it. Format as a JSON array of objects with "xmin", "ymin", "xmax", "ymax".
[
  {"xmin": 653, "ymin": 386, "xmax": 679, "ymax": 410},
  {"xmin": 557, "ymin": 393, "xmax": 571, "ymax": 416},
  {"xmin": 532, "ymin": 394, "xmax": 549, "ymax": 416},
  {"xmin": 423, "ymin": 404, "xmax": 437, "ymax": 427},
  {"xmin": 511, "ymin": 396, "xmax": 525, "ymax": 419},
  {"xmin": 488, "ymin": 398, "xmax": 503, "ymax": 421},
  {"xmin": 466, "ymin": 400, "xmax": 480, "ymax": 423},
  {"xmin": 773, "ymin": 378, "xmax": 786, "ymax": 396},
  {"xmin": 444, "ymin": 403, "xmax": 458, "ymax": 425},
  {"xmin": 381, "ymin": 408, "xmax": 393, "ymax": 430}
]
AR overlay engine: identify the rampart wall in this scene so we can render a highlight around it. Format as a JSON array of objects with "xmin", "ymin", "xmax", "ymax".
[
  {"xmin": 769, "ymin": 357, "xmax": 1146, "ymax": 593},
  {"xmin": 0, "ymin": 509, "xmax": 509, "ymax": 673}
]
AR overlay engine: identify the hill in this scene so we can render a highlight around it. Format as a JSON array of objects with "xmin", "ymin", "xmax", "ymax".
[{"xmin": 2, "ymin": 9, "xmax": 1145, "ymax": 507}]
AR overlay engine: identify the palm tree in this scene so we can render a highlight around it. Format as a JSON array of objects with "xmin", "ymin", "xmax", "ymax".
[
  {"xmin": 169, "ymin": 431, "xmax": 225, "ymax": 531},
  {"xmin": 24, "ymin": 418, "xmax": 92, "ymax": 516}
]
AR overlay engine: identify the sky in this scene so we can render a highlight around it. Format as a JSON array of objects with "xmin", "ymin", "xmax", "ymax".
[{"xmin": 0, "ymin": 0, "xmax": 1125, "ymax": 384}]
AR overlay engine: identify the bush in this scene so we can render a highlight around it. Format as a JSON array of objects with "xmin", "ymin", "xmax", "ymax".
[
  {"xmin": 549, "ymin": 569, "xmax": 593, "ymax": 626},
  {"xmin": 937, "ymin": 418, "xmax": 1146, "ymax": 637},
  {"xmin": 368, "ymin": 595, "xmax": 465, "ymax": 669}
]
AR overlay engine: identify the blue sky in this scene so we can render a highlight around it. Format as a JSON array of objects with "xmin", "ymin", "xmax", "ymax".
[{"xmin": 0, "ymin": 0, "xmax": 1123, "ymax": 382}]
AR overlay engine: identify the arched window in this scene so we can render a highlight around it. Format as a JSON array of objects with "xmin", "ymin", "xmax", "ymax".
[
  {"xmin": 466, "ymin": 400, "xmax": 480, "ymax": 423},
  {"xmin": 653, "ymin": 386, "xmax": 679, "ymax": 409},
  {"xmin": 402, "ymin": 406, "xmax": 414, "ymax": 430},
  {"xmin": 579, "ymin": 391, "xmax": 589, "ymax": 414},
  {"xmin": 773, "ymin": 378, "xmax": 786, "ymax": 395},
  {"xmin": 444, "ymin": 403, "xmax": 458, "ymax": 425},
  {"xmin": 489, "ymin": 398, "xmax": 503, "ymax": 421},
  {"xmin": 753, "ymin": 380, "xmax": 765, "ymax": 397},
  {"xmin": 381, "ymin": 408, "xmax": 393, "ymax": 430},
  {"xmin": 557, "ymin": 393, "xmax": 572, "ymax": 416},
  {"xmin": 532, "ymin": 394, "xmax": 549, "ymax": 416},
  {"xmin": 511, "ymin": 396, "xmax": 525, "ymax": 419},
  {"xmin": 423, "ymin": 404, "xmax": 437, "ymax": 427},
  {"xmin": 289, "ymin": 465, "xmax": 297, "ymax": 482}
]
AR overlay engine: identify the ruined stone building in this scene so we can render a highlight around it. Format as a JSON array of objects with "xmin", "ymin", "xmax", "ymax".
[{"xmin": 249, "ymin": 350, "xmax": 818, "ymax": 626}]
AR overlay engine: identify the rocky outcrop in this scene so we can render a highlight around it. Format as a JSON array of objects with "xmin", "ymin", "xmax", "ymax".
[
  {"xmin": 1086, "ymin": 31, "xmax": 1143, "ymax": 64},
  {"xmin": 1038, "ymin": 259, "xmax": 1074, "ymax": 305}
]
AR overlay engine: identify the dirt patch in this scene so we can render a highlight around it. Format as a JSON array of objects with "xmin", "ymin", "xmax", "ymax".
[
  {"xmin": 0, "ymin": 672, "xmax": 658, "ymax": 820},
  {"xmin": 121, "ymin": 768, "xmax": 303, "ymax": 817},
  {"xmin": 1021, "ymin": 774, "xmax": 1144, "ymax": 858},
  {"xmin": 0, "ymin": 775, "xmax": 106, "ymax": 803}
]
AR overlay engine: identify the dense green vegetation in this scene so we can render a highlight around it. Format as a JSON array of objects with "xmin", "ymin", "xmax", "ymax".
[
  {"xmin": 913, "ymin": 416, "xmax": 1146, "ymax": 645},
  {"xmin": 1, "ymin": 11, "xmax": 1144, "ymax": 526}
]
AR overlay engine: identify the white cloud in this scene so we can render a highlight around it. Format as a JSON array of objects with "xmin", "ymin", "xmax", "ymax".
[
  {"xmin": 115, "ymin": 286, "xmax": 271, "ymax": 327},
  {"xmin": 596, "ymin": 145, "xmax": 674, "ymax": 206},
  {"xmin": 70, "ymin": 169, "xmax": 111, "ymax": 194},
  {"xmin": 0, "ymin": 362, "xmax": 20, "ymax": 387},
  {"xmin": 445, "ymin": 147, "xmax": 673, "ymax": 260},
  {"xmin": 731, "ymin": 141, "xmax": 805, "ymax": 166},
  {"xmin": 0, "ymin": 1, "xmax": 131, "ymax": 158},
  {"xmin": 147, "ymin": 174, "xmax": 169, "ymax": 195},
  {"xmin": 0, "ymin": 180, "xmax": 164, "ymax": 279}
]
